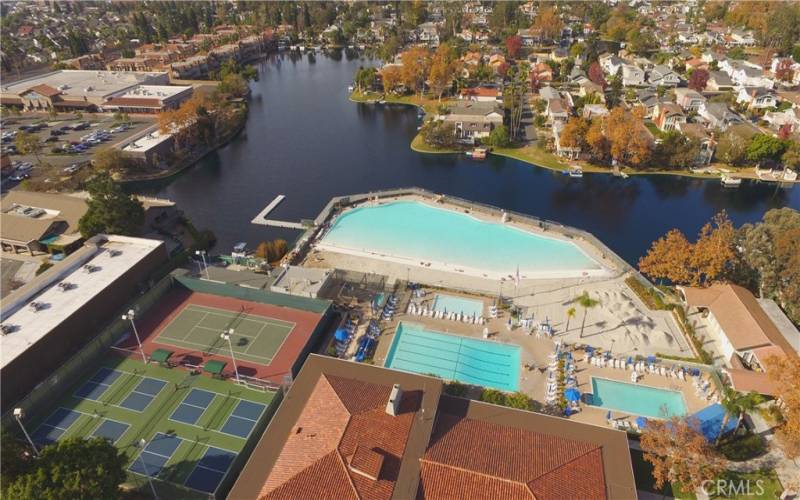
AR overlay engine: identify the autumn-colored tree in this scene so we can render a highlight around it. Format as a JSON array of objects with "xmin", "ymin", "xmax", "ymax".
[
  {"xmin": 641, "ymin": 416, "xmax": 724, "ymax": 494},
  {"xmin": 559, "ymin": 117, "xmax": 590, "ymax": 149},
  {"xmin": 505, "ymin": 35, "xmax": 522, "ymax": 59},
  {"xmin": 532, "ymin": 5, "xmax": 563, "ymax": 41},
  {"xmin": 585, "ymin": 118, "xmax": 609, "ymax": 162},
  {"xmin": 380, "ymin": 65, "xmax": 403, "ymax": 94},
  {"xmin": 638, "ymin": 229, "xmax": 693, "ymax": 284},
  {"xmin": 529, "ymin": 70, "xmax": 541, "ymax": 91},
  {"xmin": 587, "ymin": 61, "xmax": 607, "ymax": 88},
  {"xmin": 775, "ymin": 58, "xmax": 795, "ymax": 82},
  {"xmin": 688, "ymin": 68, "xmax": 710, "ymax": 91},
  {"xmin": 401, "ymin": 46, "xmax": 431, "ymax": 96},
  {"xmin": 777, "ymin": 123, "xmax": 793, "ymax": 140},
  {"xmin": 428, "ymin": 44, "xmax": 456, "ymax": 101},
  {"xmin": 607, "ymin": 107, "xmax": 652, "ymax": 167},
  {"xmin": 767, "ymin": 355, "xmax": 800, "ymax": 459}
]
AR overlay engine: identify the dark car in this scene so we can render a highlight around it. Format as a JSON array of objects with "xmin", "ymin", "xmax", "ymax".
[{"xmin": 50, "ymin": 129, "xmax": 65, "ymax": 136}]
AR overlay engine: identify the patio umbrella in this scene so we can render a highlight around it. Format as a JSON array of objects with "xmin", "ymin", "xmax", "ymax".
[
  {"xmin": 636, "ymin": 416, "xmax": 648, "ymax": 429},
  {"xmin": 334, "ymin": 328, "xmax": 349, "ymax": 342},
  {"xmin": 606, "ymin": 410, "xmax": 612, "ymax": 421},
  {"xmin": 585, "ymin": 346, "xmax": 594, "ymax": 354},
  {"xmin": 647, "ymin": 355, "xmax": 657, "ymax": 363},
  {"xmin": 564, "ymin": 388, "xmax": 581, "ymax": 401}
]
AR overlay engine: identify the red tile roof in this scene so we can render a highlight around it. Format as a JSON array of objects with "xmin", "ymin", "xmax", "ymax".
[
  {"xmin": 23, "ymin": 84, "xmax": 61, "ymax": 98},
  {"xmin": 260, "ymin": 375, "xmax": 421, "ymax": 500},
  {"xmin": 418, "ymin": 412, "xmax": 608, "ymax": 500}
]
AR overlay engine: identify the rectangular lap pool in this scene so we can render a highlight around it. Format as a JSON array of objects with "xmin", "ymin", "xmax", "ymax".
[
  {"xmin": 385, "ymin": 322, "xmax": 520, "ymax": 392},
  {"xmin": 589, "ymin": 377, "xmax": 687, "ymax": 419},
  {"xmin": 431, "ymin": 294, "xmax": 484, "ymax": 318}
]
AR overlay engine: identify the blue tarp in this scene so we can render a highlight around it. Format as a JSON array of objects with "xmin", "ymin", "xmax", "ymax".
[
  {"xmin": 690, "ymin": 403, "xmax": 737, "ymax": 442},
  {"xmin": 564, "ymin": 388, "xmax": 581, "ymax": 401}
]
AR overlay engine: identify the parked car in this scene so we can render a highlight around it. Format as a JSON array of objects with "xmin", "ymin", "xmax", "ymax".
[
  {"xmin": 9, "ymin": 172, "xmax": 30, "ymax": 181},
  {"xmin": 63, "ymin": 163, "xmax": 83, "ymax": 174}
]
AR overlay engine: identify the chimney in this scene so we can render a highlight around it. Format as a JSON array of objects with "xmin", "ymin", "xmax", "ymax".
[{"xmin": 386, "ymin": 384, "xmax": 402, "ymax": 416}]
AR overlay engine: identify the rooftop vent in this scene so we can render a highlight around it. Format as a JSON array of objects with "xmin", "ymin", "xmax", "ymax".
[
  {"xmin": 82, "ymin": 264, "xmax": 99, "ymax": 273},
  {"xmin": 29, "ymin": 301, "xmax": 46, "ymax": 312},
  {"xmin": 385, "ymin": 384, "xmax": 402, "ymax": 416},
  {"xmin": 109, "ymin": 249, "xmax": 122, "ymax": 257},
  {"xmin": 57, "ymin": 281, "xmax": 75, "ymax": 291},
  {"xmin": 1, "ymin": 324, "xmax": 18, "ymax": 335}
]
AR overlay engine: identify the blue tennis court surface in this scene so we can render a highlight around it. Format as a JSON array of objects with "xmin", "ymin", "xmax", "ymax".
[
  {"xmin": 169, "ymin": 389, "xmax": 215, "ymax": 425},
  {"xmin": 184, "ymin": 446, "xmax": 238, "ymax": 494},
  {"xmin": 119, "ymin": 377, "xmax": 167, "ymax": 412},
  {"xmin": 219, "ymin": 400, "xmax": 266, "ymax": 438},
  {"xmin": 74, "ymin": 368, "xmax": 123, "ymax": 401},
  {"xmin": 129, "ymin": 433, "xmax": 183, "ymax": 478},
  {"xmin": 31, "ymin": 408, "xmax": 82, "ymax": 446},
  {"xmin": 91, "ymin": 420, "xmax": 130, "ymax": 444}
]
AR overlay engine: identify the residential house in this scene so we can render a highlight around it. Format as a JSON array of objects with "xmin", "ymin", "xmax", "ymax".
[
  {"xmin": 459, "ymin": 87, "xmax": 500, "ymax": 103},
  {"xmin": 169, "ymin": 55, "xmax": 209, "ymax": 80},
  {"xmin": 771, "ymin": 57, "xmax": 800, "ymax": 85},
  {"xmin": 763, "ymin": 106, "xmax": 800, "ymax": 132},
  {"xmin": 673, "ymin": 88, "xmax": 707, "ymax": 112},
  {"xmin": 569, "ymin": 67, "xmax": 588, "ymax": 85},
  {"xmin": 228, "ymin": 355, "xmax": 637, "ymax": 500},
  {"xmin": 685, "ymin": 58, "xmax": 709, "ymax": 72},
  {"xmin": 550, "ymin": 47, "xmax": 569, "ymax": 62},
  {"xmin": 680, "ymin": 284, "xmax": 796, "ymax": 396},
  {"xmin": 546, "ymin": 97, "xmax": 569, "ymax": 125},
  {"xmin": 636, "ymin": 89, "xmax": 665, "ymax": 118},
  {"xmin": 488, "ymin": 54, "xmax": 507, "ymax": 74},
  {"xmin": 63, "ymin": 54, "xmax": 106, "ymax": 70},
  {"xmin": 648, "ymin": 65, "xmax": 681, "ymax": 87},
  {"xmin": 654, "ymin": 102, "xmax": 686, "ymax": 131},
  {"xmin": 579, "ymin": 80, "xmax": 605, "ymax": 102},
  {"xmin": 440, "ymin": 101, "xmax": 504, "ymax": 144},
  {"xmin": 707, "ymin": 71, "xmax": 734, "ymax": 91},
  {"xmin": 736, "ymin": 87, "xmax": 778, "ymax": 109},
  {"xmin": 599, "ymin": 54, "xmax": 624, "ymax": 76},
  {"xmin": 517, "ymin": 27, "xmax": 542, "ymax": 46},
  {"xmin": 722, "ymin": 60, "xmax": 773, "ymax": 89},
  {"xmin": 553, "ymin": 121, "xmax": 581, "ymax": 159},
  {"xmin": 729, "ymin": 29, "xmax": 756, "ymax": 47},
  {"xmin": 676, "ymin": 122, "xmax": 716, "ymax": 164},
  {"xmin": 621, "ymin": 64, "xmax": 646, "ymax": 86},
  {"xmin": 460, "ymin": 51, "xmax": 482, "ymax": 78},
  {"xmin": 417, "ymin": 22, "xmax": 440, "ymax": 46},
  {"xmin": 532, "ymin": 62, "xmax": 553, "ymax": 83},
  {"xmin": 583, "ymin": 103, "xmax": 609, "ymax": 120},
  {"xmin": 699, "ymin": 102, "xmax": 743, "ymax": 131}
]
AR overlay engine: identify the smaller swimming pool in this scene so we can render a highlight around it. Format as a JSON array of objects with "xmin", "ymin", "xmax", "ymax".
[
  {"xmin": 431, "ymin": 294, "xmax": 484, "ymax": 317},
  {"xmin": 589, "ymin": 377, "xmax": 687, "ymax": 419},
  {"xmin": 385, "ymin": 323, "xmax": 520, "ymax": 392}
]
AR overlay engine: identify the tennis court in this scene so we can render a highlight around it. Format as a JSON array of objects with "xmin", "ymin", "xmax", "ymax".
[
  {"xmin": 154, "ymin": 304, "xmax": 296, "ymax": 365},
  {"xmin": 27, "ymin": 355, "xmax": 277, "ymax": 499}
]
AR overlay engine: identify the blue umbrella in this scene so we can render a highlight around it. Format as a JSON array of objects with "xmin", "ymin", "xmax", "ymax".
[
  {"xmin": 647, "ymin": 355, "xmax": 657, "ymax": 363},
  {"xmin": 564, "ymin": 388, "xmax": 581, "ymax": 401},
  {"xmin": 564, "ymin": 406, "xmax": 572, "ymax": 417},
  {"xmin": 585, "ymin": 346, "xmax": 594, "ymax": 354},
  {"xmin": 334, "ymin": 328, "xmax": 349, "ymax": 342},
  {"xmin": 636, "ymin": 416, "xmax": 648, "ymax": 429},
  {"xmin": 606, "ymin": 410, "xmax": 612, "ymax": 421},
  {"xmin": 627, "ymin": 356, "xmax": 634, "ymax": 365}
]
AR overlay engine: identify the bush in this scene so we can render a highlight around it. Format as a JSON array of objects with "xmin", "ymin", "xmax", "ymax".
[
  {"xmin": 479, "ymin": 389, "xmax": 532, "ymax": 410},
  {"xmin": 625, "ymin": 276, "xmax": 669, "ymax": 310},
  {"xmin": 479, "ymin": 388, "xmax": 508, "ymax": 406},
  {"xmin": 421, "ymin": 120, "xmax": 457, "ymax": 149},
  {"xmin": 444, "ymin": 381, "xmax": 468, "ymax": 397},
  {"xmin": 719, "ymin": 433, "xmax": 766, "ymax": 461},
  {"xmin": 35, "ymin": 262, "xmax": 53, "ymax": 276}
]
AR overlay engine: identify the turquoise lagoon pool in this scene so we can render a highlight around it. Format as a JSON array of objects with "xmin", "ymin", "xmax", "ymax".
[
  {"xmin": 431, "ymin": 294, "xmax": 483, "ymax": 317},
  {"xmin": 589, "ymin": 377, "xmax": 687, "ymax": 419},
  {"xmin": 320, "ymin": 201, "xmax": 603, "ymax": 277},
  {"xmin": 385, "ymin": 322, "xmax": 520, "ymax": 392}
]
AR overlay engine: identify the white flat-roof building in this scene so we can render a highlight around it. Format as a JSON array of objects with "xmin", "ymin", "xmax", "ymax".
[
  {"xmin": 271, "ymin": 266, "xmax": 333, "ymax": 298},
  {"xmin": 103, "ymin": 84, "xmax": 193, "ymax": 113},
  {"xmin": 0, "ymin": 234, "xmax": 168, "ymax": 408}
]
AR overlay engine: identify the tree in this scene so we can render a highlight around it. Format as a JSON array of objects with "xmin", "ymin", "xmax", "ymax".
[
  {"xmin": 532, "ymin": 5, "xmax": 563, "ymax": 41},
  {"xmin": 3, "ymin": 437, "xmax": 126, "ymax": 500},
  {"xmin": 588, "ymin": 61, "xmax": 607, "ymax": 88},
  {"xmin": 505, "ymin": 35, "xmax": 522, "ymax": 59},
  {"xmin": 585, "ymin": 118, "xmax": 609, "ymax": 162},
  {"xmin": 717, "ymin": 387, "xmax": 764, "ymax": 444},
  {"xmin": 640, "ymin": 416, "xmax": 724, "ymax": 494},
  {"xmin": 15, "ymin": 131, "xmax": 43, "ymax": 167},
  {"xmin": 353, "ymin": 66, "xmax": 376, "ymax": 93},
  {"xmin": 92, "ymin": 148, "xmax": 134, "ymax": 172},
  {"xmin": 638, "ymin": 229, "xmax": 693, "ymax": 284},
  {"xmin": 746, "ymin": 134, "xmax": 787, "ymax": 165},
  {"xmin": 428, "ymin": 44, "xmax": 456, "ymax": 101},
  {"xmin": 565, "ymin": 307, "xmax": 576, "ymax": 332},
  {"xmin": 607, "ymin": 107, "xmax": 652, "ymax": 167},
  {"xmin": 576, "ymin": 291, "xmax": 600, "ymax": 338},
  {"xmin": 775, "ymin": 58, "xmax": 795, "ymax": 83},
  {"xmin": 218, "ymin": 73, "xmax": 249, "ymax": 98},
  {"xmin": 654, "ymin": 131, "xmax": 700, "ymax": 170},
  {"xmin": 78, "ymin": 173, "xmax": 145, "ymax": 238},
  {"xmin": 716, "ymin": 130, "xmax": 749, "ymax": 166},
  {"xmin": 688, "ymin": 68, "xmax": 709, "ymax": 91},
  {"xmin": 783, "ymin": 141, "xmax": 800, "ymax": 169},
  {"xmin": 505, "ymin": 63, "xmax": 530, "ymax": 140},
  {"xmin": 766, "ymin": 355, "xmax": 800, "ymax": 459},
  {"xmin": 484, "ymin": 124, "xmax": 510, "ymax": 148},
  {"xmin": 401, "ymin": 46, "xmax": 431, "ymax": 96},
  {"xmin": 421, "ymin": 120, "xmax": 456, "ymax": 149},
  {"xmin": 559, "ymin": 117, "xmax": 591, "ymax": 150},
  {"xmin": 1, "ymin": 427, "xmax": 32, "ymax": 487},
  {"xmin": 380, "ymin": 65, "xmax": 402, "ymax": 94}
]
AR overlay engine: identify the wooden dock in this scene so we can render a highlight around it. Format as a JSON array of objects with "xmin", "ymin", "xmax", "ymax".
[{"xmin": 250, "ymin": 195, "xmax": 307, "ymax": 229}]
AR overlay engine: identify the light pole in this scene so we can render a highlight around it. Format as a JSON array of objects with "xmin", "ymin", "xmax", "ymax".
[
  {"xmin": 221, "ymin": 329, "xmax": 240, "ymax": 383},
  {"xmin": 195, "ymin": 250, "xmax": 210, "ymax": 280},
  {"xmin": 122, "ymin": 309, "xmax": 147, "ymax": 364},
  {"xmin": 13, "ymin": 408, "xmax": 38, "ymax": 457},
  {"xmin": 136, "ymin": 439, "xmax": 158, "ymax": 499}
]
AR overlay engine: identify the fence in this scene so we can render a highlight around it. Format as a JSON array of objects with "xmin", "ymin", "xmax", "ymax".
[{"xmin": 1, "ymin": 273, "xmax": 176, "ymax": 427}]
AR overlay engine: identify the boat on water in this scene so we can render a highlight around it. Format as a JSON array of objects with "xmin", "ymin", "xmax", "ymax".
[
  {"xmin": 783, "ymin": 169, "xmax": 798, "ymax": 181},
  {"xmin": 563, "ymin": 166, "xmax": 583, "ymax": 178},
  {"xmin": 466, "ymin": 148, "xmax": 488, "ymax": 160},
  {"xmin": 721, "ymin": 174, "xmax": 742, "ymax": 187}
]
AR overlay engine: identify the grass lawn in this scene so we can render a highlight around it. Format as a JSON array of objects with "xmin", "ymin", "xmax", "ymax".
[
  {"xmin": 708, "ymin": 470, "xmax": 783, "ymax": 500},
  {"xmin": 349, "ymin": 91, "xmax": 443, "ymax": 114},
  {"xmin": 410, "ymin": 132, "xmax": 461, "ymax": 154},
  {"xmin": 27, "ymin": 354, "xmax": 277, "ymax": 499}
]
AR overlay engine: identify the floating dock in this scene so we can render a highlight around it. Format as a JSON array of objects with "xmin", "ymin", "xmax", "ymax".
[{"xmin": 251, "ymin": 195, "xmax": 307, "ymax": 229}]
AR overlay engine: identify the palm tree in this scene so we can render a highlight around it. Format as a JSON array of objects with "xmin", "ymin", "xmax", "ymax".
[
  {"xmin": 716, "ymin": 387, "xmax": 765, "ymax": 445},
  {"xmin": 565, "ymin": 307, "xmax": 576, "ymax": 332},
  {"xmin": 576, "ymin": 291, "xmax": 600, "ymax": 338}
]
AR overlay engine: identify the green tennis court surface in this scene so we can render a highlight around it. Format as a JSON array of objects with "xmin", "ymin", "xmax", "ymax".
[
  {"xmin": 27, "ymin": 355, "xmax": 276, "ymax": 499},
  {"xmin": 155, "ymin": 304, "xmax": 295, "ymax": 365}
]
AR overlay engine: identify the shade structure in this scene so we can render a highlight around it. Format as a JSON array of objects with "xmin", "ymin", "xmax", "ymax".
[
  {"xmin": 334, "ymin": 328, "xmax": 349, "ymax": 342},
  {"xmin": 150, "ymin": 348, "xmax": 174, "ymax": 364},
  {"xmin": 636, "ymin": 416, "xmax": 648, "ymax": 429},
  {"xmin": 203, "ymin": 359, "xmax": 227, "ymax": 375},
  {"xmin": 690, "ymin": 403, "xmax": 737, "ymax": 442},
  {"xmin": 564, "ymin": 388, "xmax": 581, "ymax": 401}
]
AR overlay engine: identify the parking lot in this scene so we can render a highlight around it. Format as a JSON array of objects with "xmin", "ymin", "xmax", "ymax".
[{"xmin": 1, "ymin": 113, "xmax": 155, "ymax": 190}]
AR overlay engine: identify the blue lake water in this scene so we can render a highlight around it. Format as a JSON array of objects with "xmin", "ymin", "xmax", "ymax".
[{"xmin": 140, "ymin": 52, "xmax": 800, "ymax": 265}]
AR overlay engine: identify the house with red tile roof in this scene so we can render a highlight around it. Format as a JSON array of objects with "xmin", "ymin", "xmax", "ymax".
[{"xmin": 229, "ymin": 355, "xmax": 636, "ymax": 500}]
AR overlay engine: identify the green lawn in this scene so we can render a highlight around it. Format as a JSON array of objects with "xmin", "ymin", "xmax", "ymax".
[
  {"xmin": 708, "ymin": 470, "xmax": 783, "ymax": 500},
  {"xmin": 27, "ymin": 355, "xmax": 276, "ymax": 499}
]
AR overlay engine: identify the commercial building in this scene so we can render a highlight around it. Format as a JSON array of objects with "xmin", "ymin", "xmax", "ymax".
[
  {"xmin": 0, "ymin": 191, "xmax": 88, "ymax": 256},
  {"xmin": 0, "ymin": 70, "xmax": 169, "ymax": 112},
  {"xmin": 103, "ymin": 84, "xmax": 193, "ymax": 114},
  {"xmin": 0, "ymin": 235, "xmax": 168, "ymax": 409},
  {"xmin": 230, "ymin": 355, "xmax": 636, "ymax": 499}
]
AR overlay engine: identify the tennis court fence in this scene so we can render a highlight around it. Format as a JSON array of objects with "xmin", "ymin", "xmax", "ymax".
[{"xmin": 2, "ymin": 272, "xmax": 176, "ymax": 427}]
